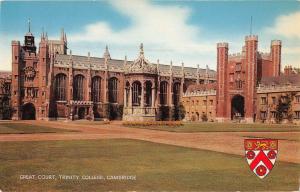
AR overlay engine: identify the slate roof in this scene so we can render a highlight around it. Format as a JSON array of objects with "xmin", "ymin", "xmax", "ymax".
[
  {"xmin": 186, "ymin": 82, "xmax": 217, "ymax": 92},
  {"xmin": 0, "ymin": 71, "xmax": 11, "ymax": 79},
  {"xmin": 260, "ymin": 74, "xmax": 300, "ymax": 86},
  {"xmin": 54, "ymin": 54, "xmax": 217, "ymax": 79}
]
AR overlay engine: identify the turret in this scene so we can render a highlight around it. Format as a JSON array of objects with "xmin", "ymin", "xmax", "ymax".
[
  {"xmin": 24, "ymin": 19, "xmax": 36, "ymax": 53},
  {"xmin": 103, "ymin": 45, "xmax": 111, "ymax": 60},
  {"xmin": 216, "ymin": 42, "xmax": 229, "ymax": 120},
  {"xmin": 244, "ymin": 35, "xmax": 258, "ymax": 122},
  {"xmin": 11, "ymin": 40, "xmax": 21, "ymax": 120},
  {"xmin": 271, "ymin": 40, "xmax": 281, "ymax": 76}
]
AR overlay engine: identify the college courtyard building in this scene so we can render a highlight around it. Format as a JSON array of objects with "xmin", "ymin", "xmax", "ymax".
[{"xmin": 1, "ymin": 26, "xmax": 300, "ymax": 123}]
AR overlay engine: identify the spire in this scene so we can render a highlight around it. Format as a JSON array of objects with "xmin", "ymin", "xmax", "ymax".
[
  {"xmin": 140, "ymin": 43, "xmax": 144, "ymax": 56},
  {"xmin": 28, "ymin": 18, "xmax": 31, "ymax": 33},
  {"xmin": 205, "ymin": 65, "xmax": 209, "ymax": 84},
  {"xmin": 250, "ymin": 16, "xmax": 253, "ymax": 35},
  {"xmin": 157, "ymin": 59, "xmax": 160, "ymax": 74},
  {"xmin": 181, "ymin": 62, "xmax": 184, "ymax": 76},
  {"xmin": 61, "ymin": 28, "xmax": 64, "ymax": 41},
  {"xmin": 124, "ymin": 55, "xmax": 127, "ymax": 67},
  {"xmin": 103, "ymin": 45, "xmax": 111, "ymax": 59},
  {"xmin": 169, "ymin": 60, "xmax": 173, "ymax": 74},
  {"xmin": 196, "ymin": 64, "xmax": 200, "ymax": 84},
  {"xmin": 41, "ymin": 27, "xmax": 45, "ymax": 41},
  {"xmin": 64, "ymin": 32, "xmax": 67, "ymax": 43}
]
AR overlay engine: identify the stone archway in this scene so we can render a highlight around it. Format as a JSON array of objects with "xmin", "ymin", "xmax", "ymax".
[
  {"xmin": 22, "ymin": 103, "xmax": 36, "ymax": 120},
  {"xmin": 231, "ymin": 95, "xmax": 245, "ymax": 120}
]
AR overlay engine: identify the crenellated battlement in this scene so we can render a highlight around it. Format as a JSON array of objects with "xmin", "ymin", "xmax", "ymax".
[
  {"xmin": 11, "ymin": 40, "xmax": 20, "ymax": 45},
  {"xmin": 271, "ymin": 40, "xmax": 281, "ymax": 46},
  {"xmin": 258, "ymin": 52, "xmax": 271, "ymax": 60},
  {"xmin": 217, "ymin": 42, "xmax": 228, "ymax": 48},
  {"xmin": 245, "ymin": 35, "xmax": 258, "ymax": 41},
  {"xmin": 229, "ymin": 52, "xmax": 243, "ymax": 57}
]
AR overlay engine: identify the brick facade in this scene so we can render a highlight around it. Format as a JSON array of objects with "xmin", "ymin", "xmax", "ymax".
[
  {"xmin": 9, "ymin": 28, "xmax": 216, "ymax": 121},
  {"xmin": 216, "ymin": 35, "xmax": 282, "ymax": 122},
  {"xmin": 3, "ymin": 26, "xmax": 299, "ymax": 123}
]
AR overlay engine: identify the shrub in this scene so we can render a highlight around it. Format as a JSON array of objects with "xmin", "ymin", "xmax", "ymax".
[{"xmin": 123, "ymin": 121, "xmax": 183, "ymax": 127}]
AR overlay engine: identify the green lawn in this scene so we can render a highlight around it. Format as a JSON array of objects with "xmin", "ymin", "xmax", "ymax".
[
  {"xmin": 0, "ymin": 139, "xmax": 299, "ymax": 191},
  {"xmin": 128, "ymin": 122, "xmax": 300, "ymax": 132},
  {"xmin": 0, "ymin": 123, "xmax": 77, "ymax": 134}
]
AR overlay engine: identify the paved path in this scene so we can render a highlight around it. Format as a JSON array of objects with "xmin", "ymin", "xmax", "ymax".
[{"xmin": 1, "ymin": 121, "xmax": 299, "ymax": 164}]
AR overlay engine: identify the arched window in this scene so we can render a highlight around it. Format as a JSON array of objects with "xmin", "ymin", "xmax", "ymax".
[
  {"xmin": 108, "ymin": 77, "xmax": 118, "ymax": 103},
  {"xmin": 125, "ymin": 81, "xmax": 130, "ymax": 106},
  {"xmin": 173, "ymin": 83, "xmax": 180, "ymax": 106},
  {"xmin": 160, "ymin": 81, "xmax": 168, "ymax": 105},
  {"xmin": 73, "ymin": 74, "xmax": 84, "ymax": 101},
  {"xmin": 91, "ymin": 76, "xmax": 101, "ymax": 102},
  {"xmin": 55, "ymin": 73, "xmax": 67, "ymax": 101},
  {"xmin": 132, "ymin": 81, "xmax": 141, "ymax": 106},
  {"xmin": 145, "ymin": 81, "xmax": 152, "ymax": 106}
]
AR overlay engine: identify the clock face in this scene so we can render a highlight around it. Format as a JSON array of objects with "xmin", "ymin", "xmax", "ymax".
[{"xmin": 24, "ymin": 66, "xmax": 36, "ymax": 79}]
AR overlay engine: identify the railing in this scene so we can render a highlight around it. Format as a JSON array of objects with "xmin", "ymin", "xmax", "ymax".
[
  {"xmin": 70, "ymin": 100, "xmax": 93, "ymax": 105},
  {"xmin": 183, "ymin": 90, "xmax": 216, "ymax": 97},
  {"xmin": 124, "ymin": 107, "xmax": 156, "ymax": 115}
]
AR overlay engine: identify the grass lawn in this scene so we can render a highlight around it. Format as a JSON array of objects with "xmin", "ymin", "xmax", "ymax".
[
  {"xmin": 0, "ymin": 123, "xmax": 77, "ymax": 134},
  {"xmin": 0, "ymin": 139, "xmax": 299, "ymax": 191},
  {"xmin": 127, "ymin": 122, "xmax": 300, "ymax": 132}
]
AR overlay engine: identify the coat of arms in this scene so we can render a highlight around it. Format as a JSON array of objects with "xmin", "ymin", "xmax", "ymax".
[{"xmin": 244, "ymin": 139, "xmax": 278, "ymax": 179}]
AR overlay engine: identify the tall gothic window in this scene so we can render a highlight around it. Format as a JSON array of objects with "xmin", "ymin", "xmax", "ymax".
[
  {"xmin": 108, "ymin": 77, "xmax": 118, "ymax": 103},
  {"xmin": 132, "ymin": 81, "xmax": 141, "ymax": 106},
  {"xmin": 160, "ymin": 81, "xmax": 168, "ymax": 105},
  {"xmin": 125, "ymin": 81, "xmax": 130, "ymax": 106},
  {"xmin": 145, "ymin": 81, "xmax": 152, "ymax": 106},
  {"xmin": 173, "ymin": 83, "xmax": 180, "ymax": 106},
  {"xmin": 91, "ymin": 76, "xmax": 101, "ymax": 102},
  {"xmin": 55, "ymin": 73, "xmax": 67, "ymax": 101},
  {"xmin": 73, "ymin": 74, "xmax": 84, "ymax": 101}
]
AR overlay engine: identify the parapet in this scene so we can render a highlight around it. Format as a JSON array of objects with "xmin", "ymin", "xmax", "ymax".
[
  {"xmin": 217, "ymin": 42, "xmax": 228, "ymax": 48},
  {"xmin": 271, "ymin": 40, "xmax": 282, "ymax": 46},
  {"xmin": 11, "ymin": 40, "xmax": 20, "ymax": 45},
  {"xmin": 245, "ymin": 35, "xmax": 258, "ymax": 41}
]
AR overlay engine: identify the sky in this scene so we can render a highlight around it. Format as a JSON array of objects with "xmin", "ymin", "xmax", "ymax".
[{"xmin": 0, "ymin": 0, "xmax": 300, "ymax": 71}]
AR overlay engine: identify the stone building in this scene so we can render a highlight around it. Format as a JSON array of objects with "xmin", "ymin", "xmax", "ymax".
[
  {"xmin": 10, "ymin": 26, "xmax": 217, "ymax": 121},
  {"xmin": 5, "ymin": 23, "xmax": 299, "ymax": 123},
  {"xmin": 0, "ymin": 71, "xmax": 12, "ymax": 119},
  {"xmin": 182, "ymin": 76, "xmax": 216, "ymax": 122},
  {"xmin": 216, "ymin": 35, "xmax": 282, "ymax": 123},
  {"xmin": 257, "ymin": 74, "xmax": 300, "ymax": 124}
]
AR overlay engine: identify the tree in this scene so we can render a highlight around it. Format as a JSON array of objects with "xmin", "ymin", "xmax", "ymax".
[
  {"xmin": 201, "ymin": 113, "xmax": 208, "ymax": 122},
  {"xmin": 275, "ymin": 93, "xmax": 294, "ymax": 123},
  {"xmin": 173, "ymin": 102, "xmax": 186, "ymax": 121}
]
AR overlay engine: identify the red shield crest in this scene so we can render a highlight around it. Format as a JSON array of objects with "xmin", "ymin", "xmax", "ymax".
[{"xmin": 244, "ymin": 139, "xmax": 278, "ymax": 179}]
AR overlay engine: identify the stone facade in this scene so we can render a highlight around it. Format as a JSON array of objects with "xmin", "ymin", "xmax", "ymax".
[
  {"xmin": 9, "ymin": 27, "xmax": 216, "ymax": 121},
  {"xmin": 0, "ymin": 71, "xmax": 12, "ymax": 119},
  {"xmin": 182, "ymin": 82, "xmax": 216, "ymax": 122},
  {"xmin": 257, "ymin": 74, "xmax": 300, "ymax": 124}
]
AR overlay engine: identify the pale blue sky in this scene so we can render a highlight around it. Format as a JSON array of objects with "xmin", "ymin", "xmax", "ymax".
[{"xmin": 0, "ymin": 0, "xmax": 300, "ymax": 70}]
